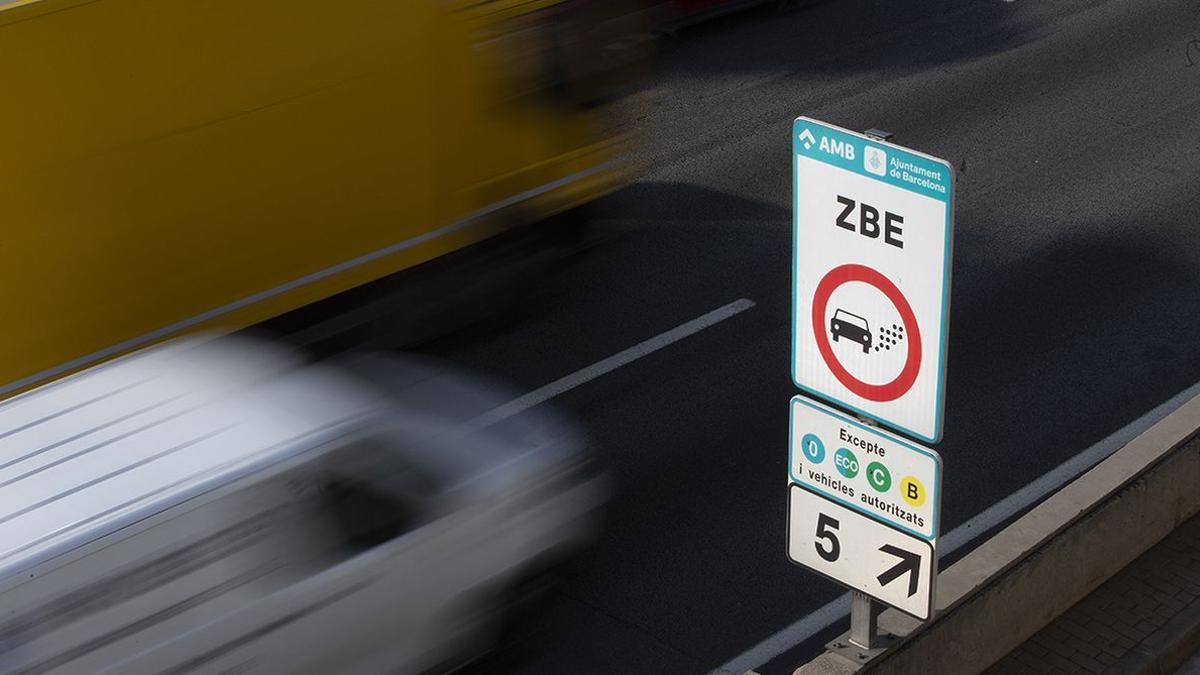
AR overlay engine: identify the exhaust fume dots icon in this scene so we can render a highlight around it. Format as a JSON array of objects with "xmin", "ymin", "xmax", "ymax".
[{"xmin": 875, "ymin": 323, "xmax": 906, "ymax": 353}]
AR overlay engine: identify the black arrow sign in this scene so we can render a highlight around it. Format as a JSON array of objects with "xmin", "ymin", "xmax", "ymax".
[{"xmin": 877, "ymin": 544, "xmax": 921, "ymax": 597}]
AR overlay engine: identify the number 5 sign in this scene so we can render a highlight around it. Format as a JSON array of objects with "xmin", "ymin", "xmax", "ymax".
[{"xmin": 787, "ymin": 484, "xmax": 936, "ymax": 620}]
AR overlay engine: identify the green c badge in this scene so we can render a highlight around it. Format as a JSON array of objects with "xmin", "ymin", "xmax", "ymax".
[{"xmin": 867, "ymin": 461, "xmax": 892, "ymax": 493}]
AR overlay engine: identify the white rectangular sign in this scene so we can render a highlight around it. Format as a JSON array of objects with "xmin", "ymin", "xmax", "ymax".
[
  {"xmin": 789, "ymin": 396, "xmax": 941, "ymax": 540},
  {"xmin": 787, "ymin": 483, "xmax": 936, "ymax": 620},
  {"xmin": 792, "ymin": 117, "xmax": 953, "ymax": 442}
]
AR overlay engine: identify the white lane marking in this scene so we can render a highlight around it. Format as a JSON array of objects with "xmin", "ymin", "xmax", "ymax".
[
  {"xmin": 709, "ymin": 376, "xmax": 1200, "ymax": 675},
  {"xmin": 463, "ymin": 298, "xmax": 756, "ymax": 433}
]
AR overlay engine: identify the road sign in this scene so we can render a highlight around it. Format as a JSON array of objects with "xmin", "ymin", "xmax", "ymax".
[
  {"xmin": 792, "ymin": 117, "xmax": 953, "ymax": 442},
  {"xmin": 787, "ymin": 483, "xmax": 936, "ymax": 620},
  {"xmin": 789, "ymin": 396, "xmax": 941, "ymax": 540}
]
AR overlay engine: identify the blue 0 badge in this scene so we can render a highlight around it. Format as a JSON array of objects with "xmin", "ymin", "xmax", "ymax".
[{"xmin": 800, "ymin": 433, "xmax": 825, "ymax": 463}]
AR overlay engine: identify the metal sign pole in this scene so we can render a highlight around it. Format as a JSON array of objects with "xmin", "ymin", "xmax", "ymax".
[
  {"xmin": 848, "ymin": 591, "xmax": 882, "ymax": 649},
  {"xmin": 827, "ymin": 590, "xmax": 895, "ymax": 662}
]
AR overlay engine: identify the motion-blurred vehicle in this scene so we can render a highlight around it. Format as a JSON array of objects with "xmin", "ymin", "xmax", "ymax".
[
  {"xmin": 0, "ymin": 0, "xmax": 650, "ymax": 399},
  {"xmin": 0, "ymin": 337, "xmax": 606, "ymax": 674}
]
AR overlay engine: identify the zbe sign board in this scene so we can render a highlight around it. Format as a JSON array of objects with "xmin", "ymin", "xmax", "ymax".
[{"xmin": 792, "ymin": 117, "xmax": 954, "ymax": 443}]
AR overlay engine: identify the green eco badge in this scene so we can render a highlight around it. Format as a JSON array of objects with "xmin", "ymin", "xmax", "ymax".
[
  {"xmin": 833, "ymin": 448, "xmax": 859, "ymax": 479},
  {"xmin": 866, "ymin": 461, "xmax": 892, "ymax": 492}
]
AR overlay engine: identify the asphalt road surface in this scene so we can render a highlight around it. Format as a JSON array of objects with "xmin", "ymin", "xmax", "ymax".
[{"xmin": 406, "ymin": 1, "xmax": 1200, "ymax": 672}]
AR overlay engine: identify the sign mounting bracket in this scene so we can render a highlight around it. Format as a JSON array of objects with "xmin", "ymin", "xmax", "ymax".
[{"xmin": 825, "ymin": 591, "xmax": 897, "ymax": 664}]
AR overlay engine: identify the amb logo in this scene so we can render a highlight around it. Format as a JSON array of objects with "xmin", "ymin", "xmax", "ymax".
[
  {"xmin": 820, "ymin": 137, "xmax": 855, "ymax": 160},
  {"xmin": 798, "ymin": 128, "xmax": 855, "ymax": 160}
]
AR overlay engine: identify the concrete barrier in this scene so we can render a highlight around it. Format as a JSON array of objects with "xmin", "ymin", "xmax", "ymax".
[{"xmin": 794, "ymin": 392, "xmax": 1200, "ymax": 675}]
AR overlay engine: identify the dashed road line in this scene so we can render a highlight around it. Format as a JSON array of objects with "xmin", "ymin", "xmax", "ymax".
[{"xmin": 464, "ymin": 298, "xmax": 756, "ymax": 433}]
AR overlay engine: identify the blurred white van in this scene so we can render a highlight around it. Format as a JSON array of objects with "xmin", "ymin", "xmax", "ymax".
[{"xmin": 0, "ymin": 337, "xmax": 606, "ymax": 674}]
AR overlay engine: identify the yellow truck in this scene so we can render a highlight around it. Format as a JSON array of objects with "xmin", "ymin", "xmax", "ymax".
[{"xmin": 0, "ymin": 0, "xmax": 644, "ymax": 397}]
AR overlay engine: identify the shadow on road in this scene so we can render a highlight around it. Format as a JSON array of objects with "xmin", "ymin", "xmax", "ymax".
[{"xmin": 943, "ymin": 227, "xmax": 1200, "ymax": 506}]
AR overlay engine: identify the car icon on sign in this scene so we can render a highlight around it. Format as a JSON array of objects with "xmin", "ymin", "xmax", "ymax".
[{"xmin": 831, "ymin": 309, "xmax": 872, "ymax": 353}]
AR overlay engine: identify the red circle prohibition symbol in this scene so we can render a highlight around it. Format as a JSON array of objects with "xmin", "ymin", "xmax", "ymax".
[{"xmin": 811, "ymin": 264, "xmax": 922, "ymax": 402}]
